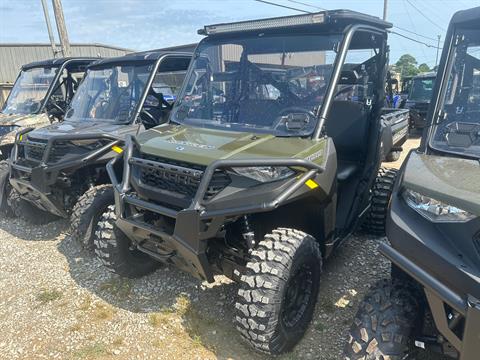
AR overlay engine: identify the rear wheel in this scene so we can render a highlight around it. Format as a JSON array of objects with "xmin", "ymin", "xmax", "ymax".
[
  {"xmin": 70, "ymin": 184, "xmax": 114, "ymax": 249},
  {"xmin": 94, "ymin": 206, "xmax": 160, "ymax": 278},
  {"xmin": 235, "ymin": 228, "xmax": 322, "ymax": 355},
  {"xmin": 344, "ymin": 279, "xmax": 420, "ymax": 359},
  {"xmin": 8, "ymin": 189, "xmax": 59, "ymax": 224},
  {"xmin": 0, "ymin": 161, "xmax": 13, "ymax": 217},
  {"xmin": 362, "ymin": 167, "xmax": 398, "ymax": 236}
]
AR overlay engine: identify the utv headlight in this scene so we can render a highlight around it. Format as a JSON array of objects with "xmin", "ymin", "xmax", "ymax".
[
  {"xmin": 403, "ymin": 189, "xmax": 476, "ymax": 223},
  {"xmin": 232, "ymin": 166, "xmax": 295, "ymax": 183}
]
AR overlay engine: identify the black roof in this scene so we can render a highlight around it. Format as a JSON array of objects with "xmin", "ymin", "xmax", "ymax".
[
  {"xmin": 199, "ymin": 9, "xmax": 392, "ymax": 36},
  {"xmin": 89, "ymin": 50, "xmax": 192, "ymax": 68},
  {"xmin": 450, "ymin": 6, "xmax": 480, "ymax": 28},
  {"xmin": 22, "ymin": 57, "xmax": 97, "ymax": 70}
]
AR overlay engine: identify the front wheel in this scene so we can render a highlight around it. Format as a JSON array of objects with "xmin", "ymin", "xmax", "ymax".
[
  {"xmin": 8, "ymin": 189, "xmax": 59, "ymax": 224},
  {"xmin": 93, "ymin": 206, "xmax": 160, "ymax": 278},
  {"xmin": 70, "ymin": 184, "xmax": 114, "ymax": 249},
  {"xmin": 235, "ymin": 228, "xmax": 322, "ymax": 355},
  {"xmin": 0, "ymin": 160, "xmax": 13, "ymax": 217},
  {"xmin": 344, "ymin": 279, "xmax": 420, "ymax": 359}
]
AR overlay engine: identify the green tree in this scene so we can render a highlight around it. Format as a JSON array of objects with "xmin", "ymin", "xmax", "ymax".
[
  {"xmin": 418, "ymin": 63, "xmax": 431, "ymax": 73},
  {"xmin": 396, "ymin": 54, "xmax": 419, "ymax": 77}
]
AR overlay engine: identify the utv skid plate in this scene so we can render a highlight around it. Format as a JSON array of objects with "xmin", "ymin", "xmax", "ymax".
[
  {"xmin": 109, "ymin": 137, "xmax": 325, "ymax": 282},
  {"xmin": 9, "ymin": 128, "xmax": 121, "ymax": 217}
]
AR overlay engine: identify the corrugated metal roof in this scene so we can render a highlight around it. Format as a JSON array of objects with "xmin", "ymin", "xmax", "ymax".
[{"xmin": 0, "ymin": 43, "xmax": 132, "ymax": 83}]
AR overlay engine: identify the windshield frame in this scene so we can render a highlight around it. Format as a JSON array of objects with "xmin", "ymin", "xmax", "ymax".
[
  {"xmin": 168, "ymin": 24, "xmax": 388, "ymax": 139},
  {"xmin": 426, "ymin": 25, "xmax": 480, "ymax": 159},
  {"xmin": 1, "ymin": 65, "xmax": 62, "ymax": 115}
]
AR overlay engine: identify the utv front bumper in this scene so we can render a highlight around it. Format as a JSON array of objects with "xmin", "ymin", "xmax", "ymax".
[
  {"xmin": 109, "ymin": 137, "xmax": 326, "ymax": 282},
  {"xmin": 385, "ymin": 181, "xmax": 480, "ymax": 359},
  {"xmin": 9, "ymin": 128, "xmax": 121, "ymax": 217}
]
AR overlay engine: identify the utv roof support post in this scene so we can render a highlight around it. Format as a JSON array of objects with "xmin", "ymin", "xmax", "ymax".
[
  {"xmin": 131, "ymin": 55, "xmax": 166, "ymax": 125},
  {"xmin": 38, "ymin": 59, "xmax": 88, "ymax": 115},
  {"xmin": 313, "ymin": 24, "xmax": 388, "ymax": 140},
  {"xmin": 131, "ymin": 53, "xmax": 192, "ymax": 125}
]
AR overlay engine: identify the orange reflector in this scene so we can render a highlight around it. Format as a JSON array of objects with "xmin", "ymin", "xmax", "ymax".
[
  {"xmin": 305, "ymin": 179, "xmax": 319, "ymax": 189},
  {"xmin": 112, "ymin": 145, "xmax": 123, "ymax": 154}
]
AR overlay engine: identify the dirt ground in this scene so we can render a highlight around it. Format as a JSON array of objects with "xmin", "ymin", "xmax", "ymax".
[{"xmin": 0, "ymin": 137, "xmax": 433, "ymax": 360}]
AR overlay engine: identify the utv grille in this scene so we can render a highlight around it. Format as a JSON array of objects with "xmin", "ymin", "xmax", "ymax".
[
  {"xmin": 23, "ymin": 137, "xmax": 47, "ymax": 162},
  {"xmin": 48, "ymin": 141, "xmax": 70, "ymax": 163},
  {"xmin": 135, "ymin": 154, "xmax": 231, "ymax": 202}
]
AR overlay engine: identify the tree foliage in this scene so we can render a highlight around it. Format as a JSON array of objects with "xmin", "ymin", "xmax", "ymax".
[
  {"xmin": 418, "ymin": 63, "xmax": 431, "ymax": 73},
  {"xmin": 395, "ymin": 54, "xmax": 419, "ymax": 77}
]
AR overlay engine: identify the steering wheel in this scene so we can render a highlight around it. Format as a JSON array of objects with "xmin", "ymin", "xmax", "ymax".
[
  {"xmin": 47, "ymin": 99, "xmax": 66, "ymax": 114},
  {"xmin": 140, "ymin": 107, "xmax": 159, "ymax": 128},
  {"xmin": 274, "ymin": 107, "xmax": 316, "ymax": 131}
]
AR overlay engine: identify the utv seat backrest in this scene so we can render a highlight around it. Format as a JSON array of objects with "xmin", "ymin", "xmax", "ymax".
[
  {"xmin": 326, "ymin": 100, "xmax": 369, "ymax": 162},
  {"xmin": 326, "ymin": 100, "xmax": 370, "ymax": 181},
  {"xmin": 237, "ymin": 99, "xmax": 282, "ymax": 126}
]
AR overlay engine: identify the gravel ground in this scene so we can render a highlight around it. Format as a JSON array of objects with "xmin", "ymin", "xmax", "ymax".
[{"xmin": 1, "ymin": 137, "xmax": 443, "ymax": 360}]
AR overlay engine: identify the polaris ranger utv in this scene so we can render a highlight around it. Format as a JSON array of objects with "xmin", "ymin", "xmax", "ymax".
[
  {"xmin": 0, "ymin": 57, "xmax": 95, "ymax": 214},
  {"xmin": 5, "ymin": 51, "xmax": 190, "ymax": 243},
  {"xmin": 0, "ymin": 57, "xmax": 95, "ymax": 160},
  {"xmin": 95, "ymin": 10, "xmax": 404, "ymax": 354},
  {"xmin": 345, "ymin": 6, "xmax": 480, "ymax": 360},
  {"xmin": 405, "ymin": 72, "xmax": 437, "ymax": 130}
]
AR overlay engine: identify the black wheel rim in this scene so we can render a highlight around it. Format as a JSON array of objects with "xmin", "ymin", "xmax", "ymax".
[{"xmin": 281, "ymin": 263, "xmax": 314, "ymax": 329}]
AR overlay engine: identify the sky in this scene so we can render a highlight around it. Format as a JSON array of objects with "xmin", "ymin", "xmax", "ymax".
[{"xmin": 0, "ymin": 0, "xmax": 478, "ymax": 66}]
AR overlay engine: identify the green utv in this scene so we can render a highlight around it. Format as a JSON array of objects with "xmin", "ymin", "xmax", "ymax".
[
  {"xmin": 5, "ymin": 51, "xmax": 190, "ymax": 244},
  {"xmin": 346, "ymin": 6, "xmax": 480, "ymax": 360},
  {"xmin": 95, "ymin": 10, "xmax": 404, "ymax": 354},
  {"xmin": 0, "ymin": 57, "xmax": 95, "ymax": 212}
]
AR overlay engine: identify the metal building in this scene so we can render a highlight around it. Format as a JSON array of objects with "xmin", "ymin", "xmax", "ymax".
[{"xmin": 0, "ymin": 43, "xmax": 131, "ymax": 106}]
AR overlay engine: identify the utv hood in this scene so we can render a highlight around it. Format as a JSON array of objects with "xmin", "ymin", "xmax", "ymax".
[
  {"xmin": 27, "ymin": 120, "xmax": 137, "ymax": 141},
  {"xmin": 403, "ymin": 152, "xmax": 480, "ymax": 216},
  {"xmin": 137, "ymin": 124, "xmax": 326, "ymax": 166},
  {"xmin": 0, "ymin": 112, "xmax": 49, "ymax": 127},
  {"xmin": 0, "ymin": 113, "xmax": 50, "ymax": 147}
]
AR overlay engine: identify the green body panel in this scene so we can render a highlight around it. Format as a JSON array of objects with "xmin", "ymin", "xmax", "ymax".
[
  {"xmin": 139, "ymin": 124, "xmax": 327, "ymax": 166},
  {"xmin": 403, "ymin": 151, "xmax": 480, "ymax": 216}
]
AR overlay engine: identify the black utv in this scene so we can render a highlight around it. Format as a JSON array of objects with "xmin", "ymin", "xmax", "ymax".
[
  {"xmin": 94, "ymin": 10, "xmax": 404, "ymax": 355},
  {"xmin": 405, "ymin": 72, "xmax": 437, "ymax": 130},
  {"xmin": 345, "ymin": 6, "xmax": 480, "ymax": 360},
  {"xmin": 4, "ymin": 51, "xmax": 191, "ymax": 246}
]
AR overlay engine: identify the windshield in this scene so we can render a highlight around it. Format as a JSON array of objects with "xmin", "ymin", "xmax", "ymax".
[
  {"xmin": 401, "ymin": 78, "xmax": 412, "ymax": 95},
  {"xmin": 430, "ymin": 28, "xmax": 480, "ymax": 159},
  {"xmin": 409, "ymin": 76, "xmax": 435, "ymax": 101},
  {"xmin": 65, "ymin": 63, "xmax": 152, "ymax": 123},
  {"xmin": 171, "ymin": 34, "xmax": 341, "ymax": 136},
  {"xmin": 1, "ymin": 67, "xmax": 58, "ymax": 115}
]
